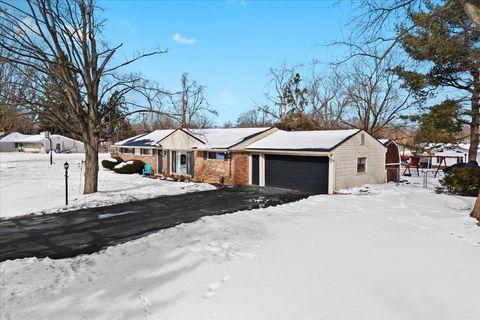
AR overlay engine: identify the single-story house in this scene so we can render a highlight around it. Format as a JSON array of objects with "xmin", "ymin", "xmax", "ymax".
[
  {"xmin": 379, "ymin": 139, "xmax": 401, "ymax": 182},
  {"xmin": 112, "ymin": 127, "xmax": 274, "ymax": 182},
  {"xmin": 113, "ymin": 127, "xmax": 387, "ymax": 194},
  {"xmin": 0, "ymin": 132, "xmax": 84, "ymax": 153},
  {"xmin": 0, "ymin": 132, "xmax": 30, "ymax": 152}
]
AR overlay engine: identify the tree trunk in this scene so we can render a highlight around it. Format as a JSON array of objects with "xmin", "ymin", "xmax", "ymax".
[
  {"xmin": 471, "ymin": 195, "xmax": 480, "ymax": 222},
  {"xmin": 83, "ymin": 136, "xmax": 99, "ymax": 194},
  {"xmin": 469, "ymin": 73, "xmax": 480, "ymax": 161}
]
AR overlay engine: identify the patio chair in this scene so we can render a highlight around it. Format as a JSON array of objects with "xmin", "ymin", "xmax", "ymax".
[{"xmin": 142, "ymin": 164, "xmax": 153, "ymax": 176}]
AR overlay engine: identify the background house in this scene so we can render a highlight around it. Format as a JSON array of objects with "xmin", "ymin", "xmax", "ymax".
[
  {"xmin": 0, "ymin": 132, "xmax": 84, "ymax": 153},
  {"xmin": 0, "ymin": 132, "xmax": 29, "ymax": 152}
]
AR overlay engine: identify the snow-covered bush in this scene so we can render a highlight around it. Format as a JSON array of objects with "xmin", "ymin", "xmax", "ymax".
[
  {"xmin": 101, "ymin": 157, "xmax": 123, "ymax": 170},
  {"xmin": 437, "ymin": 167, "xmax": 480, "ymax": 197},
  {"xmin": 113, "ymin": 160, "xmax": 145, "ymax": 174}
]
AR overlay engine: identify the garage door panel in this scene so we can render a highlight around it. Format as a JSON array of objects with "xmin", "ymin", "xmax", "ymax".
[{"xmin": 265, "ymin": 155, "xmax": 329, "ymax": 194}]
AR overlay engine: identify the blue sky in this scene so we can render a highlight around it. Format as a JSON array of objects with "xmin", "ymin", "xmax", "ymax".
[{"xmin": 99, "ymin": 0, "xmax": 354, "ymax": 125}]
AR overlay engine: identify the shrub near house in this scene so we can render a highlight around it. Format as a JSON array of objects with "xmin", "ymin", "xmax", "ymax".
[
  {"xmin": 101, "ymin": 157, "xmax": 123, "ymax": 170},
  {"xmin": 437, "ymin": 167, "xmax": 480, "ymax": 196},
  {"xmin": 113, "ymin": 160, "xmax": 145, "ymax": 174}
]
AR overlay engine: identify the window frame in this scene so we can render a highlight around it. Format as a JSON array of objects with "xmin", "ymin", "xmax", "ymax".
[
  {"xmin": 207, "ymin": 152, "xmax": 226, "ymax": 161},
  {"xmin": 357, "ymin": 157, "xmax": 367, "ymax": 174},
  {"xmin": 140, "ymin": 148, "xmax": 152, "ymax": 155},
  {"xmin": 121, "ymin": 147, "xmax": 135, "ymax": 154}
]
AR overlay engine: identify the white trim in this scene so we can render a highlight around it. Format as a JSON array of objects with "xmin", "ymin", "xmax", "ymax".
[
  {"xmin": 328, "ymin": 156, "xmax": 335, "ymax": 194},
  {"xmin": 259, "ymin": 153, "xmax": 265, "ymax": 186},
  {"xmin": 246, "ymin": 149, "xmax": 331, "ymax": 157}
]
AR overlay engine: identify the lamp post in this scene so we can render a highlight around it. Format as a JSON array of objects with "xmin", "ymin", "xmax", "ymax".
[{"xmin": 64, "ymin": 161, "xmax": 69, "ymax": 205}]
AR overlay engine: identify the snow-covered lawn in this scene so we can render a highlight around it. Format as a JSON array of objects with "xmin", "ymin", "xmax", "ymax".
[
  {"xmin": 1, "ymin": 180, "xmax": 479, "ymax": 319},
  {"xmin": 0, "ymin": 152, "xmax": 214, "ymax": 218}
]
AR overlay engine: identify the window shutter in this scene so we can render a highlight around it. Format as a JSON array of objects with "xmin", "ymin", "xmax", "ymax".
[
  {"xmin": 224, "ymin": 152, "xmax": 229, "ymax": 160},
  {"xmin": 166, "ymin": 150, "xmax": 171, "ymax": 175},
  {"xmin": 172, "ymin": 151, "xmax": 176, "ymax": 173},
  {"xmin": 187, "ymin": 151, "xmax": 195, "ymax": 176},
  {"xmin": 203, "ymin": 151, "xmax": 207, "ymax": 160}
]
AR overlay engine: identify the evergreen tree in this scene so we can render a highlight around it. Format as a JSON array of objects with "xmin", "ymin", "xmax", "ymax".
[{"xmin": 394, "ymin": 0, "xmax": 480, "ymax": 160}]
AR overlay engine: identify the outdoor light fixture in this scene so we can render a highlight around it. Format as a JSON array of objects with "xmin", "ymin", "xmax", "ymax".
[{"xmin": 64, "ymin": 161, "xmax": 69, "ymax": 205}]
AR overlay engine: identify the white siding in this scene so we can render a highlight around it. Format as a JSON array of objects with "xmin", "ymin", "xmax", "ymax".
[{"xmin": 332, "ymin": 132, "xmax": 386, "ymax": 191}]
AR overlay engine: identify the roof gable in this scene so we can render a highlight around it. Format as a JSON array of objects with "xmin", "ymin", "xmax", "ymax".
[{"xmin": 189, "ymin": 127, "xmax": 272, "ymax": 149}]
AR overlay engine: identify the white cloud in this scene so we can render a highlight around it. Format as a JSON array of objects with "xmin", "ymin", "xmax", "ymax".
[
  {"xmin": 172, "ymin": 33, "xmax": 197, "ymax": 45},
  {"xmin": 120, "ymin": 20, "xmax": 136, "ymax": 33}
]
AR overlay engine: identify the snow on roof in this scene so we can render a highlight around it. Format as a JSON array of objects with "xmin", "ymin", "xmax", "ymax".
[
  {"xmin": 16, "ymin": 134, "xmax": 47, "ymax": 143},
  {"xmin": 0, "ymin": 132, "xmax": 30, "ymax": 143},
  {"xmin": 246, "ymin": 129, "xmax": 360, "ymax": 151},
  {"xmin": 379, "ymin": 139, "xmax": 389, "ymax": 145},
  {"xmin": 114, "ymin": 129, "xmax": 176, "ymax": 147},
  {"xmin": 189, "ymin": 127, "xmax": 272, "ymax": 149}
]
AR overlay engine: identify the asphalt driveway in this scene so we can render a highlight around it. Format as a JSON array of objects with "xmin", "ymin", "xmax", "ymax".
[{"xmin": 0, "ymin": 186, "xmax": 309, "ymax": 262}]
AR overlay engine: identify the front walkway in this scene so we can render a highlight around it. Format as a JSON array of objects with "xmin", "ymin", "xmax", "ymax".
[{"xmin": 0, "ymin": 187, "xmax": 308, "ymax": 261}]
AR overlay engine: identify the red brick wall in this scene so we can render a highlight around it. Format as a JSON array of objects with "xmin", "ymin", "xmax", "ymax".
[{"xmin": 193, "ymin": 151, "xmax": 250, "ymax": 186}]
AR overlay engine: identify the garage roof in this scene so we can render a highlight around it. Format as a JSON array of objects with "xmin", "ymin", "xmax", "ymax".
[
  {"xmin": 114, "ymin": 129, "xmax": 176, "ymax": 147},
  {"xmin": 246, "ymin": 129, "xmax": 360, "ymax": 151}
]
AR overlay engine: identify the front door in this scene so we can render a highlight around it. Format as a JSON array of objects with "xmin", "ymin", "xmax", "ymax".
[{"xmin": 177, "ymin": 152, "xmax": 187, "ymax": 174}]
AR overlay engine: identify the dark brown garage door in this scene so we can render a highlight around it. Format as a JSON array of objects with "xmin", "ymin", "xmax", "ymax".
[{"xmin": 265, "ymin": 155, "xmax": 329, "ymax": 194}]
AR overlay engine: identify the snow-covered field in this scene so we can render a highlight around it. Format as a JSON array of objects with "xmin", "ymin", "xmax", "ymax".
[
  {"xmin": 0, "ymin": 152, "xmax": 214, "ymax": 218},
  {"xmin": 1, "ymin": 179, "xmax": 479, "ymax": 319}
]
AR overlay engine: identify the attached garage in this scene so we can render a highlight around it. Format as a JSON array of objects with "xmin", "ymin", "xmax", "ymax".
[
  {"xmin": 247, "ymin": 129, "xmax": 387, "ymax": 194},
  {"xmin": 264, "ymin": 155, "xmax": 329, "ymax": 194}
]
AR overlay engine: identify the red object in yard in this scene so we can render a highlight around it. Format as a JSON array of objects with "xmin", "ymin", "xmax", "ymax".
[{"xmin": 403, "ymin": 156, "xmax": 421, "ymax": 176}]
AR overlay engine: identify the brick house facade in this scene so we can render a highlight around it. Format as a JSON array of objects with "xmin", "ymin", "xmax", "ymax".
[{"xmin": 193, "ymin": 151, "xmax": 249, "ymax": 186}]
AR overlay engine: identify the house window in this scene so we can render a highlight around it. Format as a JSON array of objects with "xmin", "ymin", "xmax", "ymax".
[
  {"xmin": 357, "ymin": 157, "xmax": 367, "ymax": 173},
  {"xmin": 360, "ymin": 133, "xmax": 365, "ymax": 145},
  {"xmin": 207, "ymin": 152, "xmax": 226, "ymax": 160},
  {"xmin": 121, "ymin": 147, "xmax": 135, "ymax": 154},
  {"xmin": 140, "ymin": 148, "xmax": 152, "ymax": 155}
]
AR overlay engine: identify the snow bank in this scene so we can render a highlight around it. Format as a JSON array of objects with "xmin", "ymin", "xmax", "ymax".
[
  {"xmin": 0, "ymin": 153, "xmax": 215, "ymax": 218},
  {"xmin": 1, "ymin": 182, "xmax": 479, "ymax": 319}
]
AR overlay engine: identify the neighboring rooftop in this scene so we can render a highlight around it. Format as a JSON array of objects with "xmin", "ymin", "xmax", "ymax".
[
  {"xmin": 188, "ymin": 127, "xmax": 272, "ymax": 149},
  {"xmin": 246, "ymin": 129, "xmax": 360, "ymax": 151},
  {"xmin": 0, "ymin": 132, "xmax": 30, "ymax": 143},
  {"xmin": 114, "ymin": 129, "xmax": 176, "ymax": 147}
]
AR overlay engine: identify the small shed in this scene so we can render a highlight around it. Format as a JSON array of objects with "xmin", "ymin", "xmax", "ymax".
[{"xmin": 379, "ymin": 139, "xmax": 401, "ymax": 182}]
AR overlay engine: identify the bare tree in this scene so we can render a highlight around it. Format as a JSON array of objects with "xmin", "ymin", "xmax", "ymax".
[
  {"xmin": 342, "ymin": 54, "xmax": 412, "ymax": 137},
  {"xmin": 0, "ymin": 0, "xmax": 165, "ymax": 193},
  {"xmin": 236, "ymin": 108, "xmax": 275, "ymax": 127},
  {"xmin": 166, "ymin": 73, "xmax": 217, "ymax": 128},
  {"xmin": 307, "ymin": 62, "xmax": 350, "ymax": 129}
]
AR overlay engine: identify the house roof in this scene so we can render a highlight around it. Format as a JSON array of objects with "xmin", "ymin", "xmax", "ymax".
[
  {"xmin": 114, "ymin": 129, "xmax": 176, "ymax": 147},
  {"xmin": 0, "ymin": 132, "xmax": 30, "ymax": 143},
  {"xmin": 188, "ymin": 127, "xmax": 272, "ymax": 149},
  {"xmin": 16, "ymin": 134, "xmax": 47, "ymax": 143},
  {"xmin": 246, "ymin": 129, "xmax": 361, "ymax": 151}
]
